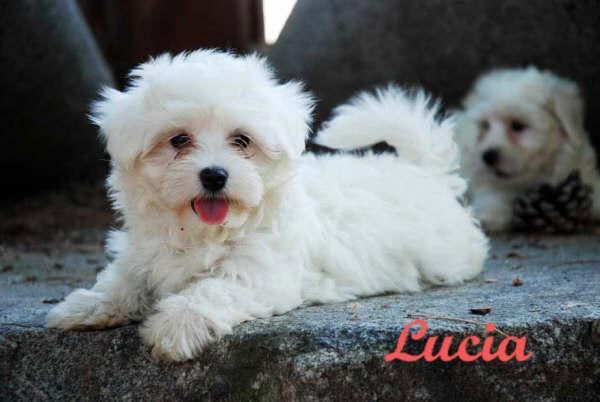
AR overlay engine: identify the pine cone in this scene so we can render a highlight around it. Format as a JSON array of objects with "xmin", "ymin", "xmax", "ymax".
[{"xmin": 512, "ymin": 171, "xmax": 593, "ymax": 233}]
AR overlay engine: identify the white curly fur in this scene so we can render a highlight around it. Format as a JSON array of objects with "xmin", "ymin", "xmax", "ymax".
[{"xmin": 47, "ymin": 50, "xmax": 488, "ymax": 361}]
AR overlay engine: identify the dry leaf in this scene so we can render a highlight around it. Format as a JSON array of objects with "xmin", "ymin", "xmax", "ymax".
[
  {"xmin": 512, "ymin": 276, "xmax": 523, "ymax": 286},
  {"xmin": 469, "ymin": 307, "xmax": 492, "ymax": 316},
  {"xmin": 42, "ymin": 298, "xmax": 62, "ymax": 304},
  {"xmin": 507, "ymin": 251, "xmax": 526, "ymax": 259}
]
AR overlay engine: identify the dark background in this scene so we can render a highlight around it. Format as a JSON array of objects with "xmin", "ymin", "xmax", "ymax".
[
  {"xmin": 78, "ymin": 0, "xmax": 264, "ymax": 87},
  {"xmin": 1, "ymin": 0, "xmax": 599, "ymax": 201}
]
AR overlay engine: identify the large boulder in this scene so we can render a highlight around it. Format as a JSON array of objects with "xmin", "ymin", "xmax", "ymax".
[
  {"xmin": 0, "ymin": 0, "xmax": 114, "ymax": 199},
  {"xmin": 269, "ymin": 0, "xmax": 600, "ymax": 148}
]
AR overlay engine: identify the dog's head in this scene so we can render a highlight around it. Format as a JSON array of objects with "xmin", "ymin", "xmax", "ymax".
[
  {"xmin": 461, "ymin": 67, "xmax": 585, "ymax": 185},
  {"xmin": 92, "ymin": 50, "xmax": 313, "ymax": 232}
]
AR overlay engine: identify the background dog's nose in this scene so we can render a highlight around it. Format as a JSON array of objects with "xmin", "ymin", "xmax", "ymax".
[
  {"xmin": 200, "ymin": 167, "xmax": 228, "ymax": 191},
  {"xmin": 482, "ymin": 149, "xmax": 500, "ymax": 166}
]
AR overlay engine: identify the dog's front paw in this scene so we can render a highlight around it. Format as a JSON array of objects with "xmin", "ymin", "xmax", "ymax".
[
  {"xmin": 46, "ymin": 289, "xmax": 129, "ymax": 330},
  {"xmin": 477, "ymin": 207, "xmax": 512, "ymax": 233},
  {"xmin": 139, "ymin": 295, "xmax": 228, "ymax": 361}
]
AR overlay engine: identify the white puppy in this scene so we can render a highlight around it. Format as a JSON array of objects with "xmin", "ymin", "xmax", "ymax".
[
  {"xmin": 455, "ymin": 67, "xmax": 600, "ymax": 231},
  {"xmin": 47, "ymin": 50, "xmax": 487, "ymax": 361}
]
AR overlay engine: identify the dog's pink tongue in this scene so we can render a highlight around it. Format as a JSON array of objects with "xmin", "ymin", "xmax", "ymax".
[{"xmin": 193, "ymin": 198, "xmax": 229, "ymax": 225}]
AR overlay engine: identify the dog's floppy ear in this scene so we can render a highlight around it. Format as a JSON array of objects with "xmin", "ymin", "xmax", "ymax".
[
  {"xmin": 90, "ymin": 87, "xmax": 142, "ymax": 169},
  {"xmin": 240, "ymin": 53, "xmax": 314, "ymax": 160},
  {"xmin": 546, "ymin": 75, "xmax": 586, "ymax": 143},
  {"xmin": 270, "ymin": 80, "xmax": 314, "ymax": 159}
]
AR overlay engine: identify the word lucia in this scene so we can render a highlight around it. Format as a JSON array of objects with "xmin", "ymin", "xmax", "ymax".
[{"xmin": 385, "ymin": 319, "xmax": 532, "ymax": 363}]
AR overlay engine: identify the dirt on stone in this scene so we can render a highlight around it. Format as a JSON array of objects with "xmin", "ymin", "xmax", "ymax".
[{"xmin": 0, "ymin": 183, "xmax": 115, "ymax": 253}]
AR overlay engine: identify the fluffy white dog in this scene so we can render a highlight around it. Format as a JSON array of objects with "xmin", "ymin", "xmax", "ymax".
[
  {"xmin": 46, "ymin": 50, "xmax": 487, "ymax": 361},
  {"xmin": 455, "ymin": 67, "xmax": 600, "ymax": 232}
]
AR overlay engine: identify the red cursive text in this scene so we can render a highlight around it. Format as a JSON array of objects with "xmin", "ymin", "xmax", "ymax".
[{"xmin": 385, "ymin": 319, "xmax": 532, "ymax": 363}]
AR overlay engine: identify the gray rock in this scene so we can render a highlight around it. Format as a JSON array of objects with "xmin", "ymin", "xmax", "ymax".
[
  {"xmin": 0, "ymin": 0, "xmax": 114, "ymax": 198},
  {"xmin": 269, "ymin": 0, "xmax": 600, "ymax": 148},
  {"xmin": 1, "ymin": 234, "xmax": 599, "ymax": 400}
]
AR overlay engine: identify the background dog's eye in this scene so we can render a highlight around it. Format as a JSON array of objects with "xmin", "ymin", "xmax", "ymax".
[
  {"xmin": 230, "ymin": 133, "xmax": 252, "ymax": 149},
  {"xmin": 170, "ymin": 133, "xmax": 191, "ymax": 149},
  {"xmin": 510, "ymin": 120, "xmax": 526, "ymax": 132}
]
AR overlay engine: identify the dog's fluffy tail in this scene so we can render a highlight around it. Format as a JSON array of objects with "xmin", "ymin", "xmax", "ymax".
[{"xmin": 314, "ymin": 85, "xmax": 460, "ymax": 175}]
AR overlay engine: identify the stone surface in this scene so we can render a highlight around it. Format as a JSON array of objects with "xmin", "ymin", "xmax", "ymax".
[
  {"xmin": 0, "ymin": 0, "xmax": 114, "ymax": 199},
  {"xmin": 269, "ymin": 0, "xmax": 600, "ymax": 149},
  {"xmin": 1, "ymin": 232, "xmax": 599, "ymax": 401}
]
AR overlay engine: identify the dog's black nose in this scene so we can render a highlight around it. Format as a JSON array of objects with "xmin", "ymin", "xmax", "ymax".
[
  {"xmin": 482, "ymin": 149, "xmax": 500, "ymax": 167},
  {"xmin": 199, "ymin": 167, "xmax": 228, "ymax": 192}
]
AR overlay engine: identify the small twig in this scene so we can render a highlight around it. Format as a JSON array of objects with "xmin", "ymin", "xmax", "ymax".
[
  {"xmin": 407, "ymin": 313, "xmax": 510, "ymax": 337},
  {"xmin": 2, "ymin": 322, "xmax": 43, "ymax": 329},
  {"xmin": 549, "ymin": 259, "xmax": 600, "ymax": 268},
  {"xmin": 44, "ymin": 275, "xmax": 86, "ymax": 282}
]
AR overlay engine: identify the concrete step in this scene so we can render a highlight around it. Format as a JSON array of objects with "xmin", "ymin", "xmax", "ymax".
[{"xmin": 1, "ymin": 234, "xmax": 599, "ymax": 401}]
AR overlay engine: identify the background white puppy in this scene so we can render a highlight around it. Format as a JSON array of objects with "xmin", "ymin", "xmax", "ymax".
[
  {"xmin": 456, "ymin": 67, "xmax": 600, "ymax": 232},
  {"xmin": 47, "ymin": 50, "xmax": 487, "ymax": 361}
]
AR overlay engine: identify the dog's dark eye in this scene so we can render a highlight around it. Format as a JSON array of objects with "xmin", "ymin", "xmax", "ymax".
[
  {"xmin": 230, "ymin": 132, "xmax": 252, "ymax": 149},
  {"xmin": 510, "ymin": 120, "xmax": 526, "ymax": 132},
  {"xmin": 170, "ymin": 133, "xmax": 191, "ymax": 149},
  {"xmin": 479, "ymin": 120, "xmax": 490, "ymax": 131}
]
